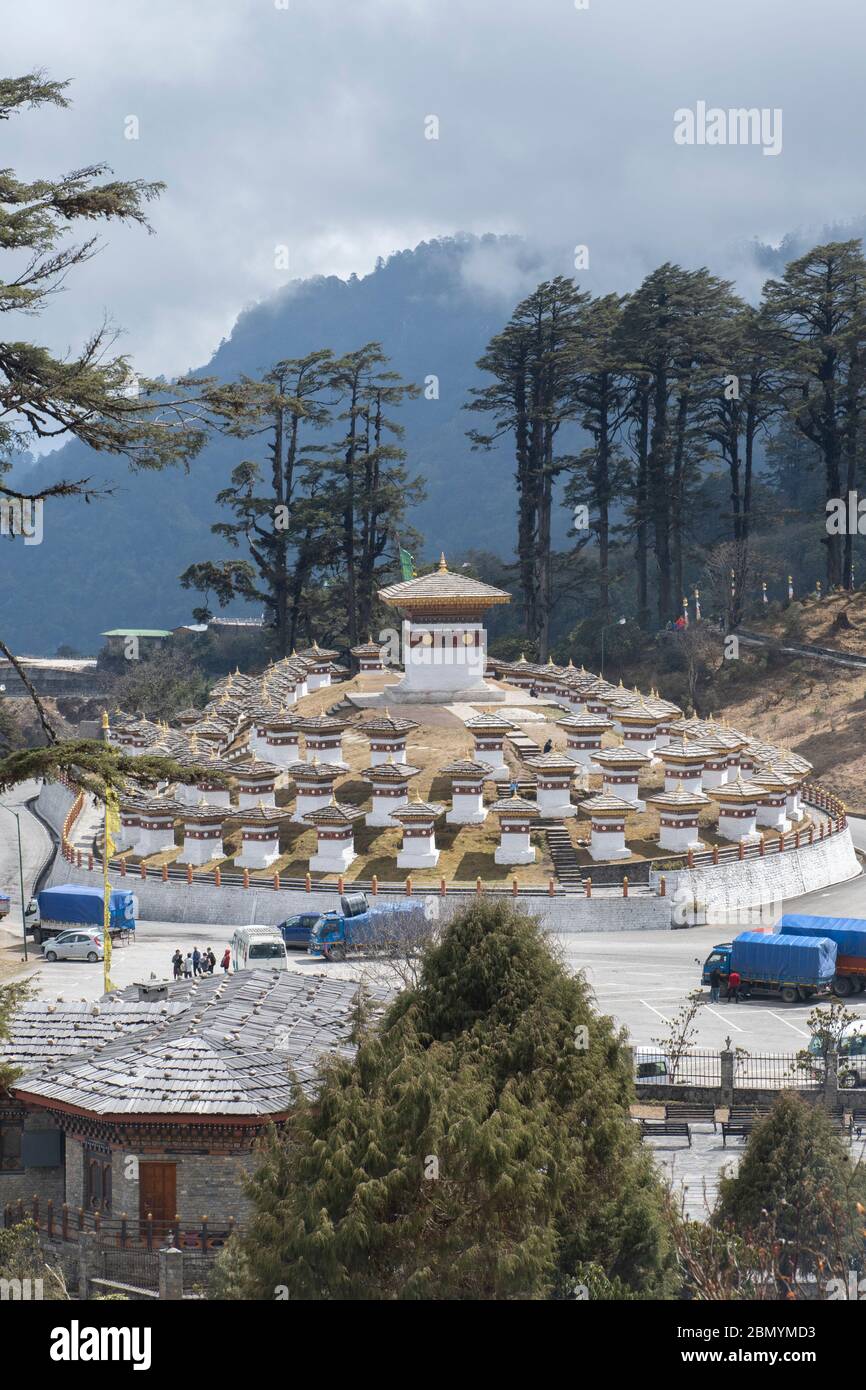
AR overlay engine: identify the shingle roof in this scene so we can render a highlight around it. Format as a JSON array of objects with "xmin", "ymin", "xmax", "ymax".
[{"xmin": 7, "ymin": 971, "xmax": 389, "ymax": 1117}]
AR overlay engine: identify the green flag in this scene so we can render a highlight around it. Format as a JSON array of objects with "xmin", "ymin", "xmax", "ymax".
[{"xmin": 399, "ymin": 546, "xmax": 415, "ymax": 581}]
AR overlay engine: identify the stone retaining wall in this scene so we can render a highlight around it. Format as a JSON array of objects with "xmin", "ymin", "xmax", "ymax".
[
  {"xmin": 649, "ymin": 825, "xmax": 860, "ymax": 917},
  {"xmin": 42, "ymin": 859, "xmax": 672, "ymax": 933}
]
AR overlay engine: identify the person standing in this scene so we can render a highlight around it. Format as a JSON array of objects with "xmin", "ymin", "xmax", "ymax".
[
  {"xmin": 221, "ymin": 946, "xmax": 231, "ymax": 974},
  {"xmin": 192, "ymin": 947, "xmax": 201, "ymax": 977},
  {"xmin": 171, "ymin": 949, "xmax": 182, "ymax": 981},
  {"xmin": 207, "ymin": 948, "xmax": 216, "ymax": 974},
  {"xmin": 709, "ymin": 966, "xmax": 721, "ymax": 1004},
  {"xmin": 727, "ymin": 968, "xmax": 741, "ymax": 1003},
  {"xmin": 184, "ymin": 951, "xmax": 193, "ymax": 980}
]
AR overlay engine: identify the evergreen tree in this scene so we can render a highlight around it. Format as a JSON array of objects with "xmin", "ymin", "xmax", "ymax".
[
  {"xmin": 713, "ymin": 1093, "xmax": 866, "ymax": 1294},
  {"xmin": 762, "ymin": 240, "xmax": 866, "ymax": 589},
  {"xmin": 215, "ymin": 900, "xmax": 674, "ymax": 1300}
]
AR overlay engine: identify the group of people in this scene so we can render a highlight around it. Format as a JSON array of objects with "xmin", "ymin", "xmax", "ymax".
[
  {"xmin": 171, "ymin": 945, "xmax": 231, "ymax": 980},
  {"xmin": 708, "ymin": 967, "xmax": 741, "ymax": 1003}
]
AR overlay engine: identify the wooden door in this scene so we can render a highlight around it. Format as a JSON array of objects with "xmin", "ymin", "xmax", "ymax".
[{"xmin": 139, "ymin": 1162, "xmax": 177, "ymax": 1240}]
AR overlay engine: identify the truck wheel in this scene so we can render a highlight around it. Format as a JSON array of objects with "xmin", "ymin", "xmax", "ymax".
[
  {"xmin": 781, "ymin": 986, "xmax": 798, "ymax": 1003},
  {"xmin": 835, "ymin": 977, "xmax": 854, "ymax": 997},
  {"xmin": 33, "ymin": 928, "xmax": 42, "ymax": 946},
  {"xmin": 44, "ymin": 949, "xmax": 57, "ymax": 962},
  {"xmin": 332, "ymin": 944, "xmax": 347, "ymax": 961}
]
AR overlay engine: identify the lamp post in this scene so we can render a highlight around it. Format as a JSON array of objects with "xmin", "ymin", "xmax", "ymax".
[
  {"xmin": 600, "ymin": 617, "xmax": 626, "ymax": 679},
  {"xmin": 0, "ymin": 801, "xmax": 28, "ymax": 961}
]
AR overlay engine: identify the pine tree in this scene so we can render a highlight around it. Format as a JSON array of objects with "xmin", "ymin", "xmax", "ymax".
[
  {"xmin": 762, "ymin": 241, "xmax": 866, "ymax": 589},
  {"xmin": 714, "ymin": 1093, "xmax": 866, "ymax": 1294},
  {"xmin": 215, "ymin": 900, "xmax": 674, "ymax": 1300}
]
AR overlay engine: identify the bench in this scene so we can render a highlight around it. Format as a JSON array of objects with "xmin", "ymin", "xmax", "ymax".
[
  {"xmin": 665, "ymin": 1104, "xmax": 717, "ymax": 1132},
  {"xmin": 721, "ymin": 1121, "xmax": 754, "ymax": 1146},
  {"xmin": 639, "ymin": 1119, "xmax": 691, "ymax": 1146},
  {"xmin": 848, "ymin": 1109, "xmax": 866, "ymax": 1134}
]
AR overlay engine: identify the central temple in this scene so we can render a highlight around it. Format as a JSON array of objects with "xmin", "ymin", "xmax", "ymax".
[{"xmin": 374, "ymin": 553, "xmax": 511, "ymax": 704}]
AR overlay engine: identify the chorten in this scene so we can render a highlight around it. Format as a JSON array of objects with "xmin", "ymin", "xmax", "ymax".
[{"xmin": 371, "ymin": 552, "xmax": 511, "ymax": 703}]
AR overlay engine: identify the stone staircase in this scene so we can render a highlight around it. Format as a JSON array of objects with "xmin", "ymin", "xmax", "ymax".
[{"xmin": 542, "ymin": 821, "xmax": 583, "ymax": 889}]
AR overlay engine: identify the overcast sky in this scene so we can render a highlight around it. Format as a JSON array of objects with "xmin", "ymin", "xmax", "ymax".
[{"xmin": 5, "ymin": 0, "xmax": 865, "ymax": 380}]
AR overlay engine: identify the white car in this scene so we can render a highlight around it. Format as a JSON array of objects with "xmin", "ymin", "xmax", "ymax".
[{"xmin": 42, "ymin": 930, "xmax": 104, "ymax": 963}]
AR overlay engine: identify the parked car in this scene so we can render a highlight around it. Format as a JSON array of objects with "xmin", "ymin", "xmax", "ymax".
[
  {"xmin": 633, "ymin": 1049, "xmax": 671, "ymax": 1084},
  {"xmin": 42, "ymin": 930, "xmax": 104, "ymax": 963},
  {"xmin": 278, "ymin": 912, "xmax": 322, "ymax": 950},
  {"xmin": 807, "ymin": 1021, "xmax": 866, "ymax": 1089}
]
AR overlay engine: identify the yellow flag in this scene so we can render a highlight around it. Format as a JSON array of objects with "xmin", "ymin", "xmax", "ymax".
[{"xmin": 103, "ymin": 791, "xmax": 120, "ymax": 994}]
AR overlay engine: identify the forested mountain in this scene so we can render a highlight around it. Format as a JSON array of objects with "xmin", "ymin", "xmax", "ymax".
[
  {"xmin": 2, "ymin": 236, "xmax": 549, "ymax": 653},
  {"xmin": 5, "ymin": 226, "xmax": 866, "ymax": 655}
]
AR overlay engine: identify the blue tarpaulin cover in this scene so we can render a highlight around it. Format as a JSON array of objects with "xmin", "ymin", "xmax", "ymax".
[
  {"xmin": 38, "ymin": 883, "xmax": 135, "ymax": 926},
  {"xmin": 778, "ymin": 914, "xmax": 866, "ymax": 960},
  {"xmin": 731, "ymin": 930, "xmax": 837, "ymax": 983}
]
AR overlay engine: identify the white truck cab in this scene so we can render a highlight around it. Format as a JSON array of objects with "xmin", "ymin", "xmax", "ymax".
[{"xmin": 231, "ymin": 925, "xmax": 288, "ymax": 972}]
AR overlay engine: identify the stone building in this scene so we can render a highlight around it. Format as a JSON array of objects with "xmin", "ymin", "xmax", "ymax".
[{"xmin": 1, "ymin": 972, "xmax": 383, "ymax": 1235}]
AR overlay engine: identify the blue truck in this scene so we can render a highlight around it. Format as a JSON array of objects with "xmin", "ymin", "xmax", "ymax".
[
  {"xmin": 24, "ymin": 883, "xmax": 137, "ymax": 946},
  {"xmin": 307, "ymin": 892, "xmax": 428, "ymax": 961},
  {"xmin": 701, "ymin": 930, "xmax": 837, "ymax": 1003},
  {"xmin": 777, "ymin": 914, "xmax": 866, "ymax": 997},
  {"xmin": 0, "ymin": 892, "xmax": 9, "ymax": 921}
]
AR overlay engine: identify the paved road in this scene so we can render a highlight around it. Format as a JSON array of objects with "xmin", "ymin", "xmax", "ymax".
[{"xmin": 0, "ymin": 779, "xmax": 51, "ymax": 953}]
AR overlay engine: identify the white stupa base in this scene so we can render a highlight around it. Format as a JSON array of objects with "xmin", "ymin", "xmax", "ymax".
[
  {"xmin": 134, "ymin": 832, "xmax": 177, "ymax": 857},
  {"xmin": 446, "ymin": 802, "xmax": 487, "ymax": 826},
  {"xmin": 495, "ymin": 843, "xmax": 535, "ymax": 866},
  {"xmin": 307, "ymin": 750, "xmax": 347, "ymax": 770},
  {"xmin": 397, "ymin": 846, "xmax": 439, "ymax": 869},
  {"xmin": 757, "ymin": 812, "xmax": 791, "ymax": 834},
  {"xmin": 385, "ymin": 679, "xmax": 508, "ymax": 705},
  {"xmin": 305, "ymin": 673, "xmax": 331, "ymax": 692},
  {"xmin": 265, "ymin": 746, "xmax": 302, "ymax": 768},
  {"xmin": 370, "ymin": 748, "xmax": 407, "ymax": 766},
  {"xmin": 310, "ymin": 847, "xmax": 356, "ymax": 873},
  {"xmin": 535, "ymin": 791, "xmax": 576, "ymax": 819},
  {"xmin": 235, "ymin": 845, "xmax": 281, "ymax": 870},
  {"xmin": 366, "ymin": 801, "xmax": 407, "ymax": 828},
  {"xmin": 589, "ymin": 830, "xmax": 629, "ymax": 860},
  {"xmin": 237, "ymin": 790, "xmax": 276, "ymax": 809},
  {"xmin": 292, "ymin": 793, "xmax": 333, "ymax": 824},
  {"xmin": 194, "ymin": 790, "xmax": 232, "ymax": 808},
  {"xmin": 178, "ymin": 839, "xmax": 223, "ymax": 866},
  {"xmin": 657, "ymin": 831, "xmax": 705, "ymax": 854},
  {"xmin": 477, "ymin": 757, "xmax": 510, "ymax": 781}
]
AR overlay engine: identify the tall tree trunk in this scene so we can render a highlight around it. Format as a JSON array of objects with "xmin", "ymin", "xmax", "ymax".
[
  {"xmin": 635, "ymin": 387, "xmax": 650, "ymax": 629},
  {"xmin": 649, "ymin": 369, "xmax": 672, "ymax": 625},
  {"xmin": 596, "ymin": 372, "xmax": 611, "ymax": 623},
  {"xmin": 671, "ymin": 388, "xmax": 690, "ymax": 608}
]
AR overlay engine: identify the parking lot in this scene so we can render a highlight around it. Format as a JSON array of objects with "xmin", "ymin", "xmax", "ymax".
[{"xmin": 10, "ymin": 914, "xmax": 866, "ymax": 1053}]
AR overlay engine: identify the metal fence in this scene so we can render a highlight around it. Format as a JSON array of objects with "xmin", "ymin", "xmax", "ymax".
[
  {"xmin": 733, "ymin": 1052, "xmax": 821, "ymax": 1090},
  {"xmin": 103, "ymin": 1246, "xmax": 160, "ymax": 1290}
]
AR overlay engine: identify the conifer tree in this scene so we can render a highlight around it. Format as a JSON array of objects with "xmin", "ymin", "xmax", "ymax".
[{"xmin": 215, "ymin": 900, "xmax": 674, "ymax": 1300}]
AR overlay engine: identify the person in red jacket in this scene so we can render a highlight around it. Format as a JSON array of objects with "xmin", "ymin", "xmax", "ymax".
[
  {"xmin": 221, "ymin": 946, "xmax": 231, "ymax": 974},
  {"xmin": 727, "ymin": 969, "xmax": 741, "ymax": 1003}
]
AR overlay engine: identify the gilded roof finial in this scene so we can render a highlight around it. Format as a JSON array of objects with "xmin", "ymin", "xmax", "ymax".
[{"xmin": 438, "ymin": 551, "xmax": 447, "ymax": 572}]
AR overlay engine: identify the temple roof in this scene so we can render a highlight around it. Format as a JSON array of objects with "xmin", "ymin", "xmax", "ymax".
[
  {"xmin": 379, "ymin": 553, "xmax": 511, "ymax": 608},
  {"xmin": 392, "ymin": 800, "xmax": 445, "ymax": 821},
  {"xmin": 363, "ymin": 761, "xmax": 421, "ymax": 782},
  {"xmin": 581, "ymin": 793, "xmax": 635, "ymax": 814},
  {"xmin": 441, "ymin": 757, "xmax": 494, "ymax": 777},
  {"xmin": 648, "ymin": 784, "xmax": 711, "ymax": 808},
  {"xmin": 303, "ymin": 801, "xmax": 366, "ymax": 826},
  {"xmin": 361, "ymin": 710, "xmax": 418, "ymax": 736},
  {"xmin": 488, "ymin": 793, "xmax": 539, "ymax": 815}
]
